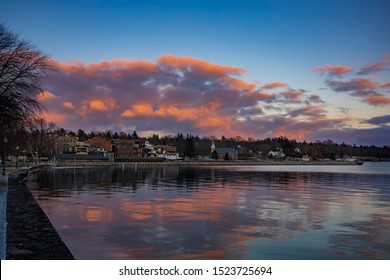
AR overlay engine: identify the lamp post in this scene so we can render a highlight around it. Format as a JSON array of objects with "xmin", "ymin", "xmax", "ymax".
[
  {"xmin": 2, "ymin": 136, "xmax": 7, "ymax": 176},
  {"xmin": 16, "ymin": 145, "xmax": 19, "ymax": 169}
]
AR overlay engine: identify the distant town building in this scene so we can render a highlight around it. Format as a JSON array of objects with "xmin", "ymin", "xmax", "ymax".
[
  {"xmin": 157, "ymin": 145, "xmax": 177, "ymax": 154},
  {"xmin": 76, "ymin": 141, "xmax": 90, "ymax": 155},
  {"xmin": 211, "ymin": 140, "xmax": 238, "ymax": 160},
  {"xmin": 114, "ymin": 139, "xmax": 139, "ymax": 158},
  {"xmin": 236, "ymin": 145, "xmax": 256, "ymax": 160},
  {"xmin": 301, "ymin": 154, "xmax": 310, "ymax": 161},
  {"xmin": 48, "ymin": 133, "xmax": 181, "ymax": 161},
  {"xmin": 88, "ymin": 145, "xmax": 108, "ymax": 157},
  {"xmin": 159, "ymin": 152, "xmax": 181, "ymax": 160},
  {"xmin": 85, "ymin": 136, "xmax": 113, "ymax": 153},
  {"xmin": 343, "ymin": 155, "xmax": 357, "ymax": 162},
  {"xmin": 52, "ymin": 133, "xmax": 78, "ymax": 154},
  {"xmin": 268, "ymin": 148, "xmax": 285, "ymax": 159},
  {"xmin": 141, "ymin": 141, "xmax": 157, "ymax": 157}
]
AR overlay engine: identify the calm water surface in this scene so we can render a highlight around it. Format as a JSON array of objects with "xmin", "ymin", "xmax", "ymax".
[{"xmin": 28, "ymin": 162, "xmax": 390, "ymax": 259}]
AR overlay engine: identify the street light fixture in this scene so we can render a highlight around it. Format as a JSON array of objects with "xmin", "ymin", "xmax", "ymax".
[
  {"xmin": 2, "ymin": 136, "xmax": 8, "ymax": 175},
  {"xmin": 16, "ymin": 145, "xmax": 19, "ymax": 169}
]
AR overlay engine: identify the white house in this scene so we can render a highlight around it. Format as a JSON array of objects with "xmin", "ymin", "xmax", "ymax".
[
  {"xmin": 301, "ymin": 155, "xmax": 310, "ymax": 161},
  {"xmin": 268, "ymin": 148, "xmax": 285, "ymax": 159},
  {"xmin": 163, "ymin": 153, "xmax": 182, "ymax": 160}
]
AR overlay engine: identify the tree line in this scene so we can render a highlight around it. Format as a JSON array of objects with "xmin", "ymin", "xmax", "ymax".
[{"xmin": 6, "ymin": 120, "xmax": 390, "ymax": 160}]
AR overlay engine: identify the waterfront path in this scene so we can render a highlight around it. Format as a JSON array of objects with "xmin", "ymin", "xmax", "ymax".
[{"xmin": 6, "ymin": 173, "xmax": 74, "ymax": 260}]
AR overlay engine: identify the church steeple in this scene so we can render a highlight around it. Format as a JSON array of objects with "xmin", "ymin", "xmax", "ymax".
[{"xmin": 211, "ymin": 140, "xmax": 216, "ymax": 153}]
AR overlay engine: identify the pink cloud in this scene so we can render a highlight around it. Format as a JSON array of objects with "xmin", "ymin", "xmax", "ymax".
[
  {"xmin": 63, "ymin": 101, "xmax": 75, "ymax": 109},
  {"xmin": 363, "ymin": 95, "xmax": 390, "ymax": 106},
  {"xmin": 326, "ymin": 78, "xmax": 378, "ymax": 92},
  {"xmin": 45, "ymin": 55, "xmax": 255, "ymax": 135},
  {"xmin": 121, "ymin": 102, "xmax": 232, "ymax": 132},
  {"xmin": 314, "ymin": 64, "xmax": 353, "ymax": 77},
  {"xmin": 84, "ymin": 98, "xmax": 116, "ymax": 113},
  {"xmin": 156, "ymin": 54, "xmax": 246, "ymax": 77},
  {"xmin": 40, "ymin": 111, "xmax": 66, "ymax": 123},
  {"xmin": 287, "ymin": 105, "xmax": 327, "ymax": 119},
  {"xmin": 380, "ymin": 82, "xmax": 390, "ymax": 89},
  {"xmin": 41, "ymin": 54, "xmax": 389, "ymax": 144},
  {"xmin": 306, "ymin": 94, "xmax": 324, "ymax": 104},
  {"xmin": 53, "ymin": 59, "xmax": 156, "ymax": 76},
  {"xmin": 37, "ymin": 90, "xmax": 57, "ymax": 101},
  {"xmin": 223, "ymin": 76, "xmax": 257, "ymax": 91},
  {"xmin": 278, "ymin": 90, "xmax": 304, "ymax": 103},
  {"xmin": 262, "ymin": 81, "xmax": 287, "ymax": 89},
  {"xmin": 324, "ymin": 77, "xmax": 390, "ymax": 106},
  {"xmin": 231, "ymin": 113, "xmax": 350, "ymax": 142},
  {"xmin": 241, "ymin": 91, "xmax": 276, "ymax": 106},
  {"xmin": 357, "ymin": 61, "xmax": 389, "ymax": 75}
]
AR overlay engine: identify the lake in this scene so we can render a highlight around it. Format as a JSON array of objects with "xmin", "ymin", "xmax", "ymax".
[{"xmin": 27, "ymin": 162, "xmax": 390, "ymax": 259}]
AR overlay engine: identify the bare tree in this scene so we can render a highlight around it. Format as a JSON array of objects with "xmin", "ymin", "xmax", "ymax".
[
  {"xmin": 0, "ymin": 24, "xmax": 52, "ymax": 133},
  {"xmin": 27, "ymin": 118, "xmax": 57, "ymax": 161}
]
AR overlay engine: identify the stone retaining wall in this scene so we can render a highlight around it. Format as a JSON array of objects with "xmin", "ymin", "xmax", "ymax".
[{"xmin": 6, "ymin": 174, "xmax": 74, "ymax": 260}]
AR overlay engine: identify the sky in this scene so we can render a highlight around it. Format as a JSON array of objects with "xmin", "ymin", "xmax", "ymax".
[{"xmin": 1, "ymin": 0, "xmax": 390, "ymax": 146}]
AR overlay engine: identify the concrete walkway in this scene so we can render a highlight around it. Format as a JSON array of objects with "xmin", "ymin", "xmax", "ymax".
[{"xmin": 5, "ymin": 172, "xmax": 74, "ymax": 259}]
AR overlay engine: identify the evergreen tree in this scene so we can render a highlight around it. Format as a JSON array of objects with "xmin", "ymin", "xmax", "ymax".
[
  {"xmin": 211, "ymin": 150, "xmax": 218, "ymax": 160},
  {"xmin": 77, "ymin": 129, "xmax": 88, "ymax": 141},
  {"xmin": 184, "ymin": 137, "xmax": 195, "ymax": 158}
]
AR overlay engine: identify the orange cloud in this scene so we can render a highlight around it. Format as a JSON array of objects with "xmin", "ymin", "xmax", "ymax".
[
  {"xmin": 121, "ymin": 102, "xmax": 231, "ymax": 131},
  {"xmin": 380, "ymin": 82, "xmax": 390, "ymax": 89},
  {"xmin": 44, "ymin": 54, "xmax": 390, "ymax": 144},
  {"xmin": 263, "ymin": 81, "xmax": 287, "ymax": 89},
  {"xmin": 121, "ymin": 103, "xmax": 154, "ymax": 118},
  {"xmin": 224, "ymin": 76, "xmax": 257, "ymax": 91},
  {"xmin": 256, "ymin": 91, "xmax": 276, "ymax": 100},
  {"xmin": 287, "ymin": 105, "xmax": 327, "ymax": 120},
  {"xmin": 279, "ymin": 90, "xmax": 304, "ymax": 103},
  {"xmin": 352, "ymin": 78, "xmax": 378, "ymax": 90},
  {"xmin": 122, "ymin": 103, "xmax": 222, "ymax": 121},
  {"xmin": 197, "ymin": 116, "xmax": 233, "ymax": 129},
  {"xmin": 306, "ymin": 94, "xmax": 324, "ymax": 104},
  {"xmin": 52, "ymin": 60, "xmax": 82, "ymax": 73},
  {"xmin": 63, "ymin": 101, "xmax": 75, "ymax": 109},
  {"xmin": 90, "ymin": 99, "xmax": 110, "ymax": 111},
  {"xmin": 326, "ymin": 78, "xmax": 378, "ymax": 92},
  {"xmin": 37, "ymin": 90, "xmax": 57, "ymax": 101},
  {"xmin": 363, "ymin": 95, "xmax": 390, "ymax": 106},
  {"xmin": 54, "ymin": 59, "xmax": 156, "ymax": 77},
  {"xmin": 314, "ymin": 64, "xmax": 353, "ymax": 77},
  {"xmin": 40, "ymin": 111, "xmax": 66, "ymax": 123},
  {"xmin": 82, "ymin": 97, "xmax": 116, "ymax": 113},
  {"xmin": 157, "ymin": 54, "xmax": 246, "ymax": 76},
  {"xmin": 357, "ymin": 61, "xmax": 389, "ymax": 75}
]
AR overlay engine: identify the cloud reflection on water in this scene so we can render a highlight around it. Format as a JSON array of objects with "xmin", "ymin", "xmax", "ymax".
[{"xmin": 28, "ymin": 165, "xmax": 390, "ymax": 259}]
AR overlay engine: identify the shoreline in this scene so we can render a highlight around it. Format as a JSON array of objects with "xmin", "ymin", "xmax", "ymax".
[
  {"xmin": 5, "ymin": 173, "xmax": 74, "ymax": 260},
  {"xmin": 49, "ymin": 159, "xmax": 365, "ymax": 168}
]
